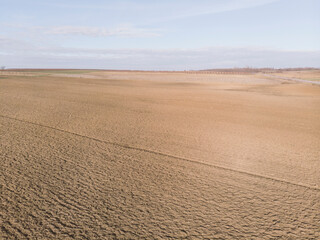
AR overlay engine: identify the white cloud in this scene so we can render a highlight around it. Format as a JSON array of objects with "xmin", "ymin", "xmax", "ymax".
[
  {"xmin": 45, "ymin": 25, "xmax": 162, "ymax": 38},
  {"xmin": 1, "ymin": 41, "xmax": 319, "ymax": 70},
  {"xmin": 40, "ymin": 0, "xmax": 280, "ymax": 23},
  {"xmin": 152, "ymin": 0, "xmax": 280, "ymax": 22},
  {"xmin": 0, "ymin": 35, "xmax": 36, "ymax": 51}
]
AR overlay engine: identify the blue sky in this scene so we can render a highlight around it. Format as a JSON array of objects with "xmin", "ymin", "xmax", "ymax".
[{"xmin": 0, "ymin": 0, "xmax": 319, "ymax": 70}]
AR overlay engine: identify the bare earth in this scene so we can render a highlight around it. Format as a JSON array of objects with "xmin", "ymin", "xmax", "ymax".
[
  {"xmin": 0, "ymin": 70, "xmax": 319, "ymax": 239},
  {"xmin": 272, "ymin": 70, "xmax": 320, "ymax": 82}
]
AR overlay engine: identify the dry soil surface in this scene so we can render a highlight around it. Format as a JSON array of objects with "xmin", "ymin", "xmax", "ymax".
[
  {"xmin": 0, "ymin": 71, "xmax": 319, "ymax": 239},
  {"xmin": 271, "ymin": 70, "xmax": 320, "ymax": 83}
]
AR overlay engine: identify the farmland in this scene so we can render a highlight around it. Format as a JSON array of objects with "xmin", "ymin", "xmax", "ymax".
[{"xmin": 0, "ymin": 70, "xmax": 319, "ymax": 239}]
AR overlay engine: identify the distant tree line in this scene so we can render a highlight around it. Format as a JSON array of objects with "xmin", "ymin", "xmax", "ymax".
[{"xmin": 200, "ymin": 67, "xmax": 319, "ymax": 73}]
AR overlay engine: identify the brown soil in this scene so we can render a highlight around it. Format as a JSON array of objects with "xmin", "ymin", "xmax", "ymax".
[
  {"xmin": 272, "ymin": 70, "xmax": 320, "ymax": 82},
  {"xmin": 1, "ymin": 71, "xmax": 319, "ymax": 239}
]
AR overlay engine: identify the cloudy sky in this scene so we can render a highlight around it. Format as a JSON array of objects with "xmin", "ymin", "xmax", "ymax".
[{"xmin": 1, "ymin": 0, "xmax": 319, "ymax": 70}]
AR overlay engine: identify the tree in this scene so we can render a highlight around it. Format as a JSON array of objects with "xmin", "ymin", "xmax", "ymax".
[{"xmin": 1, "ymin": 66, "xmax": 5, "ymax": 71}]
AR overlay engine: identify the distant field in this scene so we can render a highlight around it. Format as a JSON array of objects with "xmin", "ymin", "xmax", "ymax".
[
  {"xmin": 0, "ymin": 69, "xmax": 96, "ymax": 76},
  {"xmin": 0, "ymin": 70, "xmax": 319, "ymax": 239},
  {"xmin": 272, "ymin": 70, "xmax": 320, "ymax": 82}
]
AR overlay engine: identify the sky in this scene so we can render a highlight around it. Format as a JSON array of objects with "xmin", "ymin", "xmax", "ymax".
[{"xmin": 0, "ymin": 0, "xmax": 319, "ymax": 70}]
